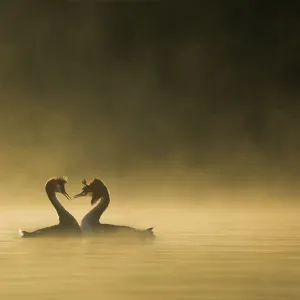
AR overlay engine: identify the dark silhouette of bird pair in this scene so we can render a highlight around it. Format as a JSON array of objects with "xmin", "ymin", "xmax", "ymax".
[{"xmin": 20, "ymin": 177, "xmax": 154, "ymax": 239}]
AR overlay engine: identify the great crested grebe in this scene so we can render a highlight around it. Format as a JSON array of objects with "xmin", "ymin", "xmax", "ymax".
[
  {"xmin": 73, "ymin": 178, "xmax": 155, "ymax": 239},
  {"xmin": 19, "ymin": 177, "xmax": 81, "ymax": 238}
]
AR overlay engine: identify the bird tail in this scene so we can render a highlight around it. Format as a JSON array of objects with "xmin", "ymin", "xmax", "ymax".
[
  {"xmin": 19, "ymin": 229, "xmax": 30, "ymax": 238},
  {"xmin": 145, "ymin": 227, "xmax": 155, "ymax": 238}
]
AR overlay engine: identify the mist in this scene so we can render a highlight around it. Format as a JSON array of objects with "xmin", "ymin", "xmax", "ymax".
[
  {"xmin": 0, "ymin": 1, "xmax": 300, "ymax": 205},
  {"xmin": 1, "ymin": 4, "xmax": 300, "ymax": 300}
]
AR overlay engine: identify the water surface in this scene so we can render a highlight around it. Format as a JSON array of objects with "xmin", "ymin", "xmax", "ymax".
[{"xmin": 0, "ymin": 204, "xmax": 299, "ymax": 299}]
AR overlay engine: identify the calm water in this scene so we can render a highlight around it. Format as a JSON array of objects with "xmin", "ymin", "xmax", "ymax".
[{"xmin": 0, "ymin": 204, "xmax": 300, "ymax": 300}]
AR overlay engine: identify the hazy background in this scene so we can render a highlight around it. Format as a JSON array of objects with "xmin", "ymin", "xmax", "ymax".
[
  {"xmin": 0, "ymin": 1, "xmax": 300, "ymax": 205},
  {"xmin": 1, "ymin": 2, "xmax": 300, "ymax": 300}
]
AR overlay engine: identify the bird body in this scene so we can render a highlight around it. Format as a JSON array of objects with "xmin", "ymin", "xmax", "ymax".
[
  {"xmin": 20, "ymin": 177, "xmax": 81, "ymax": 238},
  {"xmin": 73, "ymin": 178, "xmax": 155, "ymax": 239}
]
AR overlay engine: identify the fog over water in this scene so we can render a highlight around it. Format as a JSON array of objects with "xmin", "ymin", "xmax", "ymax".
[{"xmin": 0, "ymin": 1, "xmax": 300, "ymax": 299}]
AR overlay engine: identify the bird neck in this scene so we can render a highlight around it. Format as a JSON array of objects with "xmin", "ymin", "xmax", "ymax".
[
  {"xmin": 93, "ymin": 195, "xmax": 110, "ymax": 223},
  {"xmin": 81, "ymin": 192, "xmax": 110, "ymax": 229},
  {"xmin": 45, "ymin": 185, "xmax": 69, "ymax": 221},
  {"xmin": 80, "ymin": 184, "xmax": 111, "ymax": 230}
]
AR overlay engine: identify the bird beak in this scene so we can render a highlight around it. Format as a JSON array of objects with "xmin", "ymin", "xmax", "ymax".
[
  {"xmin": 73, "ymin": 191, "xmax": 86, "ymax": 199},
  {"xmin": 62, "ymin": 191, "xmax": 72, "ymax": 201}
]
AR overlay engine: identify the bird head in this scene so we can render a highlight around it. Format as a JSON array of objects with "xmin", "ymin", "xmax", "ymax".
[
  {"xmin": 46, "ymin": 177, "xmax": 72, "ymax": 200},
  {"xmin": 73, "ymin": 178, "xmax": 107, "ymax": 205}
]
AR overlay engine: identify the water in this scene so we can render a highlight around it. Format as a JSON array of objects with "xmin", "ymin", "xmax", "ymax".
[{"xmin": 0, "ymin": 204, "xmax": 300, "ymax": 299}]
